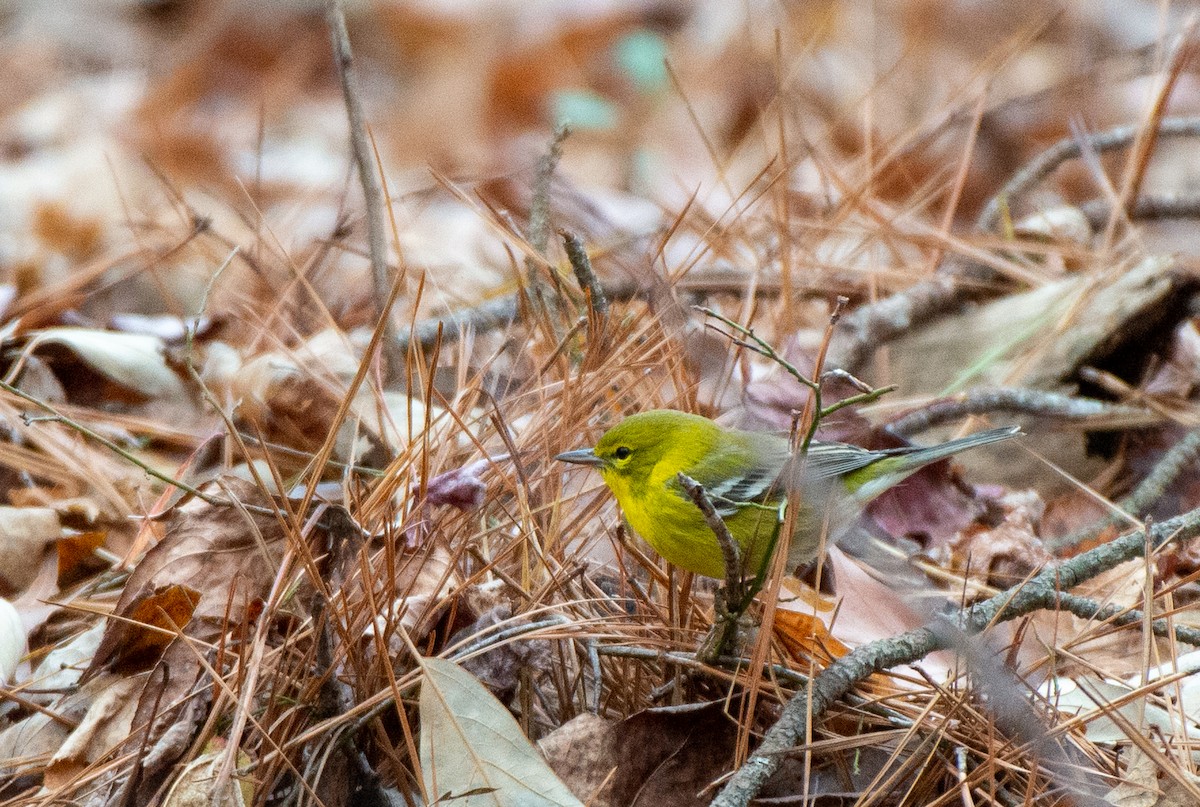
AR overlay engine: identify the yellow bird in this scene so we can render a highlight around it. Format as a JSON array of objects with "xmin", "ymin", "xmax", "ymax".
[{"xmin": 557, "ymin": 410, "xmax": 1019, "ymax": 579}]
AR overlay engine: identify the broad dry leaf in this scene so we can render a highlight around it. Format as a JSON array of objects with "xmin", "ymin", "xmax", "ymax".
[
  {"xmin": 106, "ymin": 583, "xmax": 201, "ymax": 675},
  {"xmin": 419, "ymin": 656, "xmax": 583, "ymax": 807},
  {"xmin": 1102, "ymin": 747, "xmax": 1200, "ymax": 807},
  {"xmin": 1174, "ymin": 663, "xmax": 1200, "ymax": 727},
  {"xmin": 229, "ymin": 329, "xmax": 432, "ymax": 461},
  {"xmin": 539, "ymin": 700, "xmax": 740, "ymax": 807},
  {"xmin": 1105, "ymin": 747, "xmax": 1160, "ymax": 807},
  {"xmin": 86, "ymin": 477, "xmax": 285, "ymax": 678},
  {"xmin": 366, "ymin": 543, "xmax": 459, "ymax": 646},
  {"xmin": 162, "ymin": 743, "xmax": 254, "ymax": 807},
  {"xmin": 0, "ymin": 505, "xmax": 60, "ymax": 595},
  {"xmin": 774, "ymin": 609, "xmax": 849, "ymax": 665},
  {"xmin": 30, "ymin": 621, "xmax": 104, "ymax": 694},
  {"xmin": 780, "ymin": 550, "xmax": 958, "ymax": 681},
  {"xmin": 26, "ymin": 327, "xmax": 188, "ymax": 400},
  {"xmin": 0, "ymin": 596, "xmax": 23, "ymax": 684},
  {"xmin": 45, "ymin": 672, "xmax": 146, "ymax": 791},
  {"xmin": 1042, "ymin": 675, "xmax": 1200, "ymax": 746},
  {"xmin": 0, "ymin": 711, "xmax": 71, "ymax": 781},
  {"xmin": 56, "ymin": 529, "xmax": 108, "ymax": 588},
  {"xmin": 947, "ymin": 493, "xmax": 1050, "ymax": 588}
]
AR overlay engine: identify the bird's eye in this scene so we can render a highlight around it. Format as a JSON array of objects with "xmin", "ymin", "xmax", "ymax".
[{"xmin": 614, "ymin": 446, "xmax": 632, "ymax": 460}]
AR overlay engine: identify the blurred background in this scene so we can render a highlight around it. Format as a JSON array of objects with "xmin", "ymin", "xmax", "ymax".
[{"xmin": 1, "ymin": 0, "xmax": 1197, "ymax": 338}]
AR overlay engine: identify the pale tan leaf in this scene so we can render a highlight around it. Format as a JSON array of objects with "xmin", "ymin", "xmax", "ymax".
[
  {"xmin": 0, "ymin": 506, "xmax": 60, "ymax": 595},
  {"xmin": 45, "ymin": 672, "xmax": 145, "ymax": 790},
  {"xmin": 419, "ymin": 656, "xmax": 583, "ymax": 807},
  {"xmin": 163, "ymin": 746, "xmax": 254, "ymax": 807},
  {"xmin": 0, "ymin": 596, "xmax": 24, "ymax": 685},
  {"xmin": 1105, "ymin": 747, "xmax": 1160, "ymax": 807},
  {"xmin": 27, "ymin": 327, "xmax": 188, "ymax": 399}
]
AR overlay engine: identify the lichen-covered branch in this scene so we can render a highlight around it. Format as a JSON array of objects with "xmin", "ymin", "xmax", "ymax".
[{"xmin": 711, "ymin": 505, "xmax": 1200, "ymax": 807}]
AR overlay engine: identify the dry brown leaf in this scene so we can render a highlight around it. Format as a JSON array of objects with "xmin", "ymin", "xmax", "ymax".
[
  {"xmin": 780, "ymin": 549, "xmax": 958, "ymax": 681},
  {"xmin": 228, "ymin": 328, "xmax": 433, "ymax": 463},
  {"xmin": 32, "ymin": 199, "xmax": 103, "ymax": 260},
  {"xmin": 774, "ymin": 609, "xmax": 850, "ymax": 665},
  {"xmin": 419, "ymin": 657, "xmax": 583, "ymax": 806},
  {"xmin": 162, "ymin": 742, "xmax": 254, "ymax": 807},
  {"xmin": 451, "ymin": 605, "xmax": 551, "ymax": 702},
  {"xmin": 55, "ymin": 529, "xmax": 108, "ymax": 589},
  {"xmin": 0, "ymin": 505, "xmax": 60, "ymax": 595},
  {"xmin": 539, "ymin": 700, "xmax": 739, "ymax": 807},
  {"xmin": 29, "ymin": 621, "xmax": 104, "ymax": 695},
  {"xmin": 106, "ymin": 583, "xmax": 201, "ymax": 676},
  {"xmin": 86, "ymin": 477, "xmax": 286, "ymax": 679},
  {"xmin": 44, "ymin": 672, "xmax": 146, "ymax": 791},
  {"xmin": 0, "ymin": 710, "xmax": 73, "ymax": 784},
  {"xmin": 537, "ymin": 713, "xmax": 612, "ymax": 804},
  {"xmin": 24, "ymin": 327, "xmax": 189, "ymax": 401},
  {"xmin": 1105, "ymin": 747, "xmax": 1160, "ymax": 807},
  {"xmin": 365, "ymin": 543, "xmax": 459, "ymax": 650},
  {"xmin": 947, "ymin": 492, "xmax": 1051, "ymax": 588}
]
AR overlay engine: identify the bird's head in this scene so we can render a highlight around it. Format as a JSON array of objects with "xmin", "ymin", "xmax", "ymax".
[{"xmin": 556, "ymin": 410, "xmax": 718, "ymax": 495}]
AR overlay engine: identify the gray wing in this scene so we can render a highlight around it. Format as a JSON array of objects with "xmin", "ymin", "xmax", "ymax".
[
  {"xmin": 675, "ymin": 431, "xmax": 791, "ymax": 518},
  {"xmin": 800, "ymin": 441, "xmax": 887, "ymax": 481}
]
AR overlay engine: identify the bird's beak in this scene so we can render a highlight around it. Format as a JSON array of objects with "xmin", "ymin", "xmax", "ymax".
[{"xmin": 555, "ymin": 448, "xmax": 605, "ymax": 467}]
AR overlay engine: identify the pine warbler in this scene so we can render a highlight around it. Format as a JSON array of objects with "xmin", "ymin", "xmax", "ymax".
[{"xmin": 557, "ymin": 410, "xmax": 1019, "ymax": 579}]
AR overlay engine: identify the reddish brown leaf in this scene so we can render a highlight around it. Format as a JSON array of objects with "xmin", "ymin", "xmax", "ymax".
[
  {"xmin": 86, "ymin": 477, "xmax": 286, "ymax": 679},
  {"xmin": 55, "ymin": 530, "xmax": 108, "ymax": 589},
  {"xmin": 774, "ymin": 609, "xmax": 850, "ymax": 665},
  {"xmin": 107, "ymin": 583, "xmax": 200, "ymax": 675},
  {"xmin": 540, "ymin": 701, "xmax": 739, "ymax": 807}
]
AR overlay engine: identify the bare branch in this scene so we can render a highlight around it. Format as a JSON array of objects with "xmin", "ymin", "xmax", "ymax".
[
  {"xmin": 712, "ymin": 505, "xmax": 1200, "ymax": 807},
  {"xmin": 325, "ymin": 0, "xmax": 401, "ymax": 380}
]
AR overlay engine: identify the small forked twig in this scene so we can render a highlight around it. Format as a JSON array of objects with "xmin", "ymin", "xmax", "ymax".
[
  {"xmin": 676, "ymin": 472, "xmax": 750, "ymax": 662},
  {"xmin": 695, "ymin": 303, "xmax": 893, "ymax": 449}
]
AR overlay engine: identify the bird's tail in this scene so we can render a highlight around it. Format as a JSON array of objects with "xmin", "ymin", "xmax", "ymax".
[
  {"xmin": 893, "ymin": 425, "xmax": 1021, "ymax": 466},
  {"xmin": 849, "ymin": 425, "xmax": 1021, "ymax": 501}
]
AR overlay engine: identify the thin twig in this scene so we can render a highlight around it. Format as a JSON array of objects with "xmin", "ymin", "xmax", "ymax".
[
  {"xmin": 696, "ymin": 304, "xmax": 893, "ymax": 449},
  {"xmin": 712, "ymin": 505, "xmax": 1200, "ymax": 807},
  {"xmin": 529, "ymin": 126, "xmax": 569, "ymax": 259},
  {"xmin": 393, "ymin": 278, "xmax": 641, "ymax": 355},
  {"xmin": 0, "ymin": 379, "xmax": 218, "ymax": 505},
  {"xmin": 886, "ymin": 386, "xmax": 1155, "ymax": 437},
  {"xmin": 976, "ymin": 116, "xmax": 1200, "ymax": 233},
  {"xmin": 525, "ymin": 126, "xmax": 571, "ymax": 328},
  {"xmin": 979, "ymin": 118, "xmax": 1200, "ymax": 235},
  {"xmin": 395, "ymin": 262, "xmax": 886, "ymax": 356},
  {"xmin": 676, "ymin": 473, "xmax": 743, "ymax": 593},
  {"xmin": 677, "ymin": 472, "xmax": 748, "ymax": 662},
  {"xmin": 1081, "ymin": 192, "xmax": 1200, "ymax": 228},
  {"xmin": 559, "ymin": 229, "xmax": 609, "ymax": 318},
  {"xmin": 325, "ymin": 0, "xmax": 401, "ymax": 381},
  {"xmin": 1054, "ymin": 591, "xmax": 1200, "ymax": 646},
  {"xmin": 595, "ymin": 645, "xmax": 914, "ymax": 727},
  {"xmin": 1098, "ymin": 26, "xmax": 1193, "ymax": 249},
  {"xmin": 826, "ymin": 275, "xmax": 959, "ymax": 373},
  {"xmin": 694, "ymin": 306, "xmax": 817, "ymax": 395},
  {"xmin": 799, "ymin": 296, "xmax": 848, "ymax": 451},
  {"xmin": 819, "ymin": 385, "xmax": 897, "ymax": 420}
]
